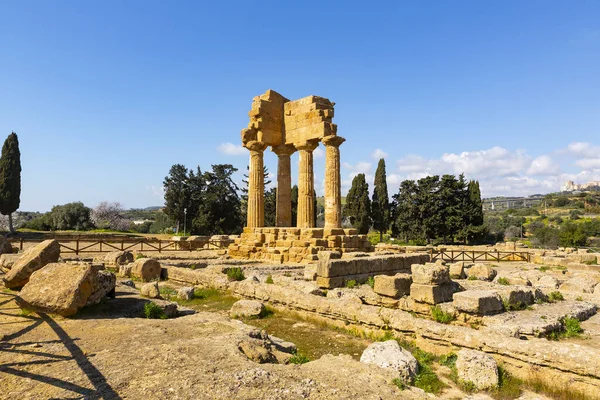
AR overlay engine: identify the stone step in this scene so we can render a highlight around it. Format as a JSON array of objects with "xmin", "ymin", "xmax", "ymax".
[{"xmin": 481, "ymin": 300, "xmax": 597, "ymax": 338}]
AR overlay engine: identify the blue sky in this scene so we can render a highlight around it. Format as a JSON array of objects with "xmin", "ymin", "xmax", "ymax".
[{"xmin": 0, "ymin": 1, "xmax": 598, "ymax": 211}]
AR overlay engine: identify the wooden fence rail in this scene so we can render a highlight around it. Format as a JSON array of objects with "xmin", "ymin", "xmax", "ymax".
[
  {"xmin": 7, "ymin": 238, "xmax": 230, "ymax": 255},
  {"xmin": 428, "ymin": 249, "xmax": 531, "ymax": 263}
]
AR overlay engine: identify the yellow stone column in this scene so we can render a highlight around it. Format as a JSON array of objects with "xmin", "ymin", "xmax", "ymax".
[
  {"xmin": 245, "ymin": 140, "xmax": 267, "ymax": 228},
  {"xmin": 272, "ymin": 144, "xmax": 296, "ymax": 227},
  {"xmin": 296, "ymin": 140, "xmax": 319, "ymax": 228},
  {"xmin": 322, "ymin": 136, "xmax": 345, "ymax": 229}
]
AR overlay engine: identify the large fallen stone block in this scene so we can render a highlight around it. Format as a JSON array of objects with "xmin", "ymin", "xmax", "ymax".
[
  {"xmin": 0, "ymin": 236, "xmax": 13, "ymax": 255},
  {"xmin": 104, "ymin": 250, "xmax": 134, "ymax": 266},
  {"xmin": 230, "ymin": 300, "xmax": 265, "ymax": 318},
  {"xmin": 373, "ymin": 274, "xmax": 412, "ymax": 298},
  {"xmin": 495, "ymin": 286, "xmax": 536, "ymax": 307},
  {"xmin": 140, "ymin": 281, "xmax": 161, "ymax": 298},
  {"xmin": 466, "ymin": 264, "xmax": 497, "ymax": 281},
  {"xmin": 449, "ymin": 262, "xmax": 470, "ymax": 279},
  {"xmin": 453, "ymin": 290, "xmax": 504, "ymax": 315},
  {"xmin": 3, "ymin": 239, "xmax": 60, "ymax": 288},
  {"xmin": 411, "ymin": 263, "xmax": 450, "ymax": 285},
  {"xmin": 560, "ymin": 275, "xmax": 600, "ymax": 294},
  {"xmin": 131, "ymin": 258, "xmax": 161, "ymax": 282},
  {"xmin": 86, "ymin": 270, "xmax": 116, "ymax": 306},
  {"xmin": 410, "ymin": 283, "xmax": 454, "ymax": 304},
  {"xmin": 0, "ymin": 253, "xmax": 20, "ymax": 271},
  {"xmin": 16, "ymin": 263, "xmax": 114, "ymax": 317},
  {"xmin": 455, "ymin": 349, "xmax": 499, "ymax": 390},
  {"xmin": 360, "ymin": 340, "xmax": 418, "ymax": 383}
]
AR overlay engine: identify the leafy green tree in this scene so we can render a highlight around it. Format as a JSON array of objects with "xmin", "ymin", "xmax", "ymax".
[
  {"xmin": 163, "ymin": 164, "xmax": 192, "ymax": 233},
  {"xmin": 559, "ymin": 222, "xmax": 587, "ymax": 247},
  {"xmin": 291, "ymin": 185, "xmax": 298, "ymax": 226},
  {"xmin": 437, "ymin": 174, "xmax": 465, "ymax": 244},
  {"xmin": 264, "ymin": 187, "xmax": 277, "ymax": 227},
  {"xmin": 0, "ymin": 132, "xmax": 21, "ymax": 233},
  {"xmin": 371, "ymin": 158, "xmax": 390, "ymax": 242},
  {"xmin": 391, "ymin": 180, "xmax": 419, "ymax": 242},
  {"xmin": 462, "ymin": 180, "xmax": 485, "ymax": 244},
  {"xmin": 193, "ymin": 164, "xmax": 242, "ymax": 234},
  {"xmin": 344, "ymin": 173, "xmax": 371, "ymax": 234},
  {"xmin": 50, "ymin": 202, "xmax": 93, "ymax": 230},
  {"xmin": 416, "ymin": 175, "xmax": 441, "ymax": 243}
]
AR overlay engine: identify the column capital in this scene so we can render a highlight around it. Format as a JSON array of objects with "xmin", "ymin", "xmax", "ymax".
[
  {"xmin": 271, "ymin": 143, "xmax": 296, "ymax": 156},
  {"xmin": 296, "ymin": 139, "xmax": 319, "ymax": 152},
  {"xmin": 322, "ymin": 135, "xmax": 345, "ymax": 148},
  {"xmin": 244, "ymin": 140, "xmax": 267, "ymax": 152}
]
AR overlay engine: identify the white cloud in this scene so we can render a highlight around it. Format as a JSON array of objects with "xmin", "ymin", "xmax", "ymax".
[
  {"xmin": 527, "ymin": 155, "xmax": 560, "ymax": 176},
  {"xmin": 217, "ymin": 142, "xmax": 246, "ymax": 156},
  {"xmin": 342, "ymin": 161, "xmax": 372, "ymax": 175},
  {"xmin": 371, "ymin": 148, "xmax": 388, "ymax": 160},
  {"xmin": 313, "ymin": 147, "xmax": 325, "ymax": 158}
]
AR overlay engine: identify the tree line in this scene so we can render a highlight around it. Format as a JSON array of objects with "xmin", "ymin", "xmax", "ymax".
[{"xmin": 343, "ymin": 159, "xmax": 485, "ymax": 244}]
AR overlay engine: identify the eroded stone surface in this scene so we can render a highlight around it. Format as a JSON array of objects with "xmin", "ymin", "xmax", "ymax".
[
  {"xmin": 456, "ymin": 349, "xmax": 499, "ymax": 389},
  {"xmin": 3, "ymin": 239, "xmax": 60, "ymax": 288},
  {"xmin": 360, "ymin": 340, "xmax": 418, "ymax": 383}
]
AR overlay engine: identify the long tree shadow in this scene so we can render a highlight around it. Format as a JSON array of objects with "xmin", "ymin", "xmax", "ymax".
[{"xmin": 0, "ymin": 292, "xmax": 121, "ymax": 400}]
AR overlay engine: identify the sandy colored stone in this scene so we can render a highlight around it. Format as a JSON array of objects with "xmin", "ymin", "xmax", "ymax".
[
  {"xmin": 16, "ymin": 263, "xmax": 95, "ymax": 317},
  {"xmin": 230, "ymin": 299, "xmax": 265, "ymax": 318},
  {"xmin": 410, "ymin": 283, "xmax": 454, "ymax": 304},
  {"xmin": 3, "ymin": 239, "xmax": 61, "ymax": 288},
  {"xmin": 373, "ymin": 273, "xmax": 412, "ymax": 298},
  {"xmin": 466, "ymin": 264, "xmax": 497, "ymax": 281},
  {"xmin": 140, "ymin": 282, "xmax": 160, "ymax": 298},
  {"xmin": 296, "ymin": 140, "xmax": 318, "ymax": 228},
  {"xmin": 360, "ymin": 340, "xmax": 418, "ymax": 383},
  {"xmin": 131, "ymin": 258, "xmax": 161, "ymax": 282},
  {"xmin": 456, "ymin": 349, "xmax": 499, "ymax": 389},
  {"xmin": 104, "ymin": 250, "xmax": 134, "ymax": 266},
  {"xmin": 322, "ymin": 135, "xmax": 345, "ymax": 229},
  {"xmin": 453, "ymin": 290, "xmax": 504, "ymax": 315},
  {"xmin": 411, "ymin": 263, "xmax": 450, "ymax": 285}
]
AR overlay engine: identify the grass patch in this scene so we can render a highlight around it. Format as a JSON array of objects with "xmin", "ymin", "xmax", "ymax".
[
  {"xmin": 143, "ymin": 302, "xmax": 167, "ymax": 319},
  {"xmin": 367, "ymin": 276, "xmax": 375, "ymax": 289},
  {"xmin": 563, "ymin": 317, "xmax": 583, "ymax": 338},
  {"xmin": 468, "ymin": 275, "xmax": 477, "ymax": 281},
  {"xmin": 345, "ymin": 279, "xmax": 357, "ymax": 289},
  {"xmin": 226, "ymin": 267, "xmax": 245, "ymax": 281},
  {"xmin": 537, "ymin": 266, "xmax": 550, "ymax": 272},
  {"xmin": 502, "ymin": 300, "xmax": 528, "ymax": 311},
  {"xmin": 266, "ymin": 275, "xmax": 274, "ymax": 284},
  {"xmin": 431, "ymin": 305, "xmax": 455, "ymax": 324},
  {"xmin": 392, "ymin": 377, "xmax": 406, "ymax": 390},
  {"xmin": 497, "ymin": 277, "xmax": 510, "ymax": 286},
  {"xmin": 439, "ymin": 352, "xmax": 457, "ymax": 368},
  {"xmin": 288, "ymin": 352, "xmax": 310, "ymax": 364},
  {"xmin": 159, "ymin": 287, "xmax": 177, "ymax": 298},
  {"xmin": 393, "ymin": 339, "xmax": 447, "ymax": 394},
  {"xmin": 584, "ymin": 259, "xmax": 598, "ymax": 265},
  {"xmin": 548, "ymin": 291, "xmax": 564, "ymax": 302},
  {"xmin": 190, "ymin": 264, "xmax": 197, "ymax": 270},
  {"xmin": 135, "ymin": 252, "xmax": 147, "ymax": 259}
]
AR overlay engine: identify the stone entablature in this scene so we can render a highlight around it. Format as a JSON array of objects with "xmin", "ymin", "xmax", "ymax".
[{"xmin": 228, "ymin": 227, "xmax": 373, "ymax": 264}]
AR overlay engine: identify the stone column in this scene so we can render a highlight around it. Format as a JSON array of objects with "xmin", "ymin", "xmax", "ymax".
[
  {"xmin": 245, "ymin": 140, "xmax": 267, "ymax": 228},
  {"xmin": 322, "ymin": 135, "xmax": 345, "ymax": 229},
  {"xmin": 296, "ymin": 140, "xmax": 319, "ymax": 228},
  {"xmin": 272, "ymin": 144, "xmax": 296, "ymax": 227}
]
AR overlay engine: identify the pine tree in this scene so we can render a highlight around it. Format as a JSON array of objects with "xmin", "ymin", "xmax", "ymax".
[
  {"xmin": 0, "ymin": 132, "xmax": 22, "ymax": 233},
  {"xmin": 416, "ymin": 175, "xmax": 441, "ymax": 243},
  {"xmin": 344, "ymin": 174, "xmax": 371, "ymax": 234},
  {"xmin": 163, "ymin": 164, "xmax": 191, "ymax": 233},
  {"xmin": 371, "ymin": 158, "xmax": 390, "ymax": 242},
  {"xmin": 391, "ymin": 180, "xmax": 418, "ymax": 242}
]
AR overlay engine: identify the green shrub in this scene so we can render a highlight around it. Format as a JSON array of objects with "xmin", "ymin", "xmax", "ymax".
[
  {"xmin": 136, "ymin": 252, "xmax": 147, "ymax": 260},
  {"xmin": 288, "ymin": 352, "xmax": 310, "ymax": 364},
  {"xmin": 392, "ymin": 377, "xmax": 405, "ymax": 390},
  {"xmin": 431, "ymin": 306, "xmax": 455, "ymax": 324},
  {"xmin": 468, "ymin": 275, "xmax": 477, "ymax": 281},
  {"xmin": 144, "ymin": 302, "xmax": 167, "ymax": 319},
  {"xmin": 266, "ymin": 275, "xmax": 274, "ymax": 284},
  {"xmin": 439, "ymin": 353, "xmax": 457, "ymax": 368},
  {"xmin": 563, "ymin": 317, "xmax": 583, "ymax": 338},
  {"xmin": 538, "ymin": 266, "xmax": 550, "ymax": 272},
  {"xmin": 548, "ymin": 291, "xmax": 564, "ymax": 302},
  {"xmin": 497, "ymin": 277, "xmax": 510, "ymax": 286},
  {"xmin": 190, "ymin": 264, "xmax": 197, "ymax": 270},
  {"xmin": 503, "ymin": 300, "xmax": 527, "ymax": 311},
  {"xmin": 345, "ymin": 279, "xmax": 357, "ymax": 289},
  {"xmin": 159, "ymin": 287, "xmax": 177, "ymax": 298},
  {"xmin": 367, "ymin": 276, "xmax": 375, "ymax": 288},
  {"xmin": 226, "ymin": 267, "xmax": 245, "ymax": 281},
  {"xmin": 584, "ymin": 259, "xmax": 598, "ymax": 265}
]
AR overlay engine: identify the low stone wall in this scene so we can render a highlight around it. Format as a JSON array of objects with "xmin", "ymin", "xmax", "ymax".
[
  {"xmin": 532, "ymin": 253, "xmax": 598, "ymax": 267},
  {"xmin": 228, "ymin": 227, "xmax": 373, "ymax": 264},
  {"xmin": 315, "ymin": 253, "xmax": 429, "ymax": 288}
]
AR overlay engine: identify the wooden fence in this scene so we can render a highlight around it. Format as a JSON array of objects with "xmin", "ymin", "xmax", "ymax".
[
  {"xmin": 8, "ymin": 238, "xmax": 231, "ymax": 255},
  {"xmin": 428, "ymin": 249, "xmax": 531, "ymax": 263}
]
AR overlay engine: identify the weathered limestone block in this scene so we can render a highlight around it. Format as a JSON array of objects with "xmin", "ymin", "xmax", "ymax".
[
  {"xmin": 360, "ymin": 340, "xmax": 418, "ymax": 383},
  {"xmin": 449, "ymin": 262, "xmax": 469, "ymax": 279},
  {"xmin": 140, "ymin": 282, "xmax": 161, "ymax": 298},
  {"xmin": 535, "ymin": 275, "xmax": 560, "ymax": 290},
  {"xmin": 177, "ymin": 287, "xmax": 195, "ymax": 300},
  {"xmin": 3, "ymin": 239, "xmax": 60, "ymax": 288},
  {"xmin": 453, "ymin": 290, "xmax": 504, "ymax": 315},
  {"xmin": 230, "ymin": 299, "xmax": 265, "ymax": 318},
  {"xmin": 86, "ymin": 270, "xmax": 116, "ymax": 306},
  {"xmin": 0, "ymin": 253, "xmax": 20, "ymax": 271},
  {"xmin": 131, "ymin": 258, "xmax": 161, "ymax": 282},
  {"xmin": 411, "ymin": 263, "xmax": 450, "ymax": 285},
  {"xmin": 455, "ymin": 349, "xmax": 499, "ymax": 389},
  {"xmin": 373, "ymin": 274, "xmax": 412, "ymax": 298},
  {"xmin": 0, "ymin": 236, "xmax": 13, "ymax": 255},
  {"xmin": 104, "ymin": 250, "xmax": 134, "ymax": 266},
  {"xmin": 16, "ymin": 263, "xmax": 95, "ymax": 317},
  {"xmin": 410, "ymin": 283, "xmax": 454, "ymax": 304},
  {"xmin": 494, "ymin": 272, "xmax": 531, "ymax": 286},
  {"xmin": 466, "ymin": 264, "xmax": 497, "ymax": 281},
  {"xmin": 495, "ymin": 286, "xmax": 536, "ymax": 307},
  {"xmin": 560, "ymin": 275, "xmax": 600, "ymax": 294}
]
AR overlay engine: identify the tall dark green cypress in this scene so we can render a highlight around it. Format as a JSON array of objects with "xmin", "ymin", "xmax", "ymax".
[
  {"xmin": 371, "ymin": 158, "xmax": 390, "ymax": 242},
  {"xmin": 291, "ymin": 185, "xmax": 298, "ymax": 227},
  {"xmin": 344, "ymin": 173, "xmax": 371, "ymax": 234},
  {"xmin": 0, "ymin": 132, "xmax": 22, "ymax": 233}
]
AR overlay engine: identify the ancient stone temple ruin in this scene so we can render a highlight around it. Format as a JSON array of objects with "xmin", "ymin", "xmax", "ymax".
[{"xmin": 228, "ymin": 90, "xmax": 372, "ymax": 262}]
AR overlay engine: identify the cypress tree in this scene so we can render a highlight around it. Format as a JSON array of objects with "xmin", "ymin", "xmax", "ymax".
[
  {"xmin": 371, "ymin": 158, "xmax": 390, "ymax": 242},
  {"xmin": 344, "ymin": 173, "xmax": 371, "ymax": 234},
  {"xmin": 291, "ymin": 185, "xmax": 298, "ymax": 226},
  {"xmin": 0, "ymin": 132, "xmax": 22, "ymax": 233}
]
